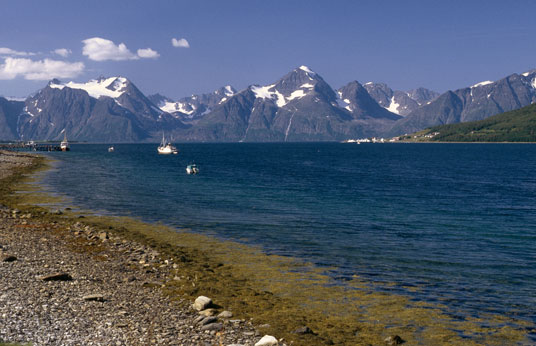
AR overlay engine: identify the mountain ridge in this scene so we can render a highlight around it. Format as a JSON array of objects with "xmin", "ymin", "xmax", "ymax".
[
  {"xmin": 1, "ymin": 66, "xmax": 535, "ymax": 142},
  {"xmin": 389, "ymin": 70, "xmax": 536, "ymax": 136}
]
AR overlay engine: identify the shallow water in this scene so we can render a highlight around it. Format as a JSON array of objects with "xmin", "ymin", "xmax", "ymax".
[{"xmin": 40, "ymin": 142, "xmax": 536, "ymax": 329}]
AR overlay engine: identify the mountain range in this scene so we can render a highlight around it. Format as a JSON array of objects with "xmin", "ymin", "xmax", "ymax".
[
  {"xmin": 0, "ymin": 66, "xmax": 535, "ymax": 142},
  {"xmin": 389, "ymin": 70, "xmax": 536, "ymax": 136}
]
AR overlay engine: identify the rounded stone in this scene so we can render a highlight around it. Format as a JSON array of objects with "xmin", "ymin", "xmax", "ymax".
[
  {"xmin": 192, "ymin": 295, "xmax": 212, "ymax": 311},
  {"xmin": 255, "ymin": 335, "xmax": 278, "ymax": 346}
]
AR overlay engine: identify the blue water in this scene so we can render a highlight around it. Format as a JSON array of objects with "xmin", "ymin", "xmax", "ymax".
[{"xmin": 41, "ymin": 143, "xmax": 536, "ymax": 328}]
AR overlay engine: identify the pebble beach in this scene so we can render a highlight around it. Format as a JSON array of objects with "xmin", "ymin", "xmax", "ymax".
[{"xmin": 0, "ymin": 151, "xmax": 278, "ymax": 346}]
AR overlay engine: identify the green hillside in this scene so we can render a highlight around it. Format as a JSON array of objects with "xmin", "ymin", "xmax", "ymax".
[{"xmin": 406, "ymin": 103, "xmax": 536, "ymax": 142}]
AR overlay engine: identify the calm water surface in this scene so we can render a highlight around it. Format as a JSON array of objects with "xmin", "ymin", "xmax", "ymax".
[{"xmin": 41, "ymin": 143, "xmax": 536, "ymax": 328}]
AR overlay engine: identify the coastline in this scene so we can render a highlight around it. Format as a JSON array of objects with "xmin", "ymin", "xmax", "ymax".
[
  {"xmin": 0, "ymin": 150, "xmax": 532, "ymax": 345},
  {"xmin": 393, "ymin": 140, "xmax": 536, "ymax": 144},
  {"xmin": 0, "ymin": 151, "xmax": 262, "ymax": 346}
]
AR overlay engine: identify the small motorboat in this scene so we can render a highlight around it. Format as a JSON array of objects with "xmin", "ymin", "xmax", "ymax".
[
  {"xmin": 108, "ymin": 146, "xmax": 114, "ymax": 152},
  {"xmin": 186, "ymin": 164, "xmax": 199, "ymax": 175}
]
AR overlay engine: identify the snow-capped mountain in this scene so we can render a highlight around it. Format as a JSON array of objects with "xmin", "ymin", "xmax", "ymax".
[
  {"xmin": 249, "ymin": 66, "xmax": 331, "ymax": 106},
  {"xmin": 3, "ymin": 66, "xmax": 536, "ymax": 142},
  {"xmin": 175, "ymin": 66, "xmax": 401, "ymax": 141},
  {"xmin": 389, "ymin": 70, "xmax": 536, "ymax": 136},
  {"xmin": 148, "ymin": 85, "xmax": 236, "ymax": 122},
  {"xmin": 363, "ymin": 83, "xmax": 439, "ymax": 116},
  {"xmin": 49, "ymin": 77, "xmax": 129, "ymax": 99},
  {"xmin": 17, "ymin": 77, "xmax": 184, "ymax": 142},
  {"xmin": 337, "ymin": 81, "xmax": 401, "ymax": 120},
  {"xmin": 48, "ymin": 76, "xmax": 165, "ymax": 121}
]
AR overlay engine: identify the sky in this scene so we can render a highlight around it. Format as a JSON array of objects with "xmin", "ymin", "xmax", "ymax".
[{"xmin": 1, "ymin": 0, "xmax": 535, "ymax": 100}]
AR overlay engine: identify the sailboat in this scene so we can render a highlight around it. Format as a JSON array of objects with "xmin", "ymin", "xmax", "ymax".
[
  {"xmin": 60, "ymin": 133, "xmax": 70, "ymax": 151},
  {"xmin": 157, "ymin": 133, "xmax": 178, "ymax": 154}
]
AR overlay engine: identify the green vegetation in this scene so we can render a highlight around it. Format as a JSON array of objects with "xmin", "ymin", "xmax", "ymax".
[
  {"xmin": 1, "ymin": 154, "xmax": 533, "ymax": 345},
  {"xmin": 409, "ymin": 103, "xmax": 536, "ymax": 142}
]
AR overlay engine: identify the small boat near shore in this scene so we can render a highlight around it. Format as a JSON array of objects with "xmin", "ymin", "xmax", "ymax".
[
  {"xmin": 108, "ymin": 146, "xmax": 114, "ymax": 152},
  {"xmin": 157, "ymin": 134, "xmax": 178, "ymax": 155},
  {"xmin": 186, "ymin": 164, "xmax": 199, "ymax": 175}
]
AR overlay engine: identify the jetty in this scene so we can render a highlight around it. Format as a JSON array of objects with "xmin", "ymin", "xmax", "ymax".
[{"xmin": 0, "ymin": 142, "xmax": 65, "ymax": 152}]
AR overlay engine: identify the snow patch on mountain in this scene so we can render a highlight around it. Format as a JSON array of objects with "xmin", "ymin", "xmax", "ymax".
[
  {"xmin": 471, "ymin": 80, "xmax": 493, "ymax": 88},
  {"xmin": 251, "ymin": 82, "xmax": 310, "ymax": 107},
  {"xmin": 160, "ymin": 101, "xmax": 178, "ymax": 113},
  {"xmin": 23, "ymin": 106, "xmax": 35, "ymax": 117},
  {"xmin": 251, "ymin": 85, "xmax": 275, "ymax": 99},
  {"xmin": 4, "ymin": 96, "xmax": 26, "ymax": 101},
  {"xmin": 160, "ymin": 101, "xmax": 196, "ymax": 115},
  {"xmin": 224, "ymin": 85, "xmax": 234, "ymax": 96},
  {"xmin": 386, "ymin": 97, "xmax": 400, "ymax": 114},
  {"xmin": 299, "ymin": 65, "xmax": 315, "ymax": 74},
  {"xmin": 273, "ymin": 90, "xmax": 286, "ymax": 107},
  {"xmin": 335, "ymin": 91, "xmax": 351, "ymax": 111},
  {"xmin": 287, "ymin": 90, "xmax": 306, "ymax": 102},
  {"xmin": 300, "ymin": 83, "xmax": 314, "ymax": 89},
  {"xmin": 50, "ymin": 77, "xmax": 128, "ymax": 99},
  {"xmin": 178, "ymin": 102, "xmax": 195, "ymax": 114},
  {"xmin": 532, "ymin": 78, "xmax": 536, "ymax": 89}
]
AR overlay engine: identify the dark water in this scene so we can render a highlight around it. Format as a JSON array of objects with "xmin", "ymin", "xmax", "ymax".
[{"xmin": 41, "ymin": 143, "xmax": 536, "ymax": 327}]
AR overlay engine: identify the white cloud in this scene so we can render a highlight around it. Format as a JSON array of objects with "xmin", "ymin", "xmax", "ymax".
[
  {"xmin": 53, "ymin": 48, "xmax": 72, "ymax": 57},
  {"xmin": 172, "ymin": 38, "xmax": 190, "ymax": 48},
  {"xmin": 82, "ymin": 37, "xmax": 138, "ymax": 61},
  {"xmin": 82, "ymin": 37, "xmax": 160, "ymax": 61},
  {"xmin": 0, "ymin": 47, "xmax": 35, "ymax": 57},
  {"xmin": 137, "ymin": 48, "xmax": 160, "ymax": 59},
  {"xmin": 0, "ymin": 57, "xmax": 84, "ymax": 80}
]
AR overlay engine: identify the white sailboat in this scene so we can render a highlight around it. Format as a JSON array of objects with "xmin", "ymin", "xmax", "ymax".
[
  {"xmin": 157, "ymin": 133, "xmax": 178, "ymax": 154},
  {"xmin": 60, "ymin": 133, "xmax": 70, "ymax": 151}
]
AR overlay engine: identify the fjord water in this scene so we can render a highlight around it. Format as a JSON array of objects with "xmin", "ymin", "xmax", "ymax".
[{"xmin": 42, "ymin": 143, "xmax": 535, "ymax": 327}]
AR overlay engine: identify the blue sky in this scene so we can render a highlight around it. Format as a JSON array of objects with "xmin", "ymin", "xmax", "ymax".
[{"xmin": 1, "ymin": 0, "xmax": 535, "ymax": 99}]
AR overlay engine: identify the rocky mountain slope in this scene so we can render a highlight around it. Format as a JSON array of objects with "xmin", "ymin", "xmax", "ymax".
[
  {"xmin": 363, "ymin": 83, "xmax": 439, "ymax": 116},
  {"xmin": 148, "ymin": 85, "xmax": 236, "ymax": 123},
  {"xmin": 17, "ymin": 77, "xmax": 185, "ymax": 142},
  {"xmin": 170, "ymin": 66, "xmax": 401, "ymax": 142},
  {"xmin": 390, "ymin": 70, "xmax": 536, "ymax": 136},
  {"xmin": 0, "ymin": 97, "xmax": 23, "ymax": 140}
]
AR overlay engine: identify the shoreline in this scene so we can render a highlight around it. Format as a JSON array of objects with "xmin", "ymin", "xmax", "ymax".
[
  {"xmin": 0, "ymin": 151, "xmax": 264, "ymax": 346},
  {"xmin": 0, "ymin": 150, "xmax": 532, "ymax": 345},
  {"xmin": 397, "ymin": 141, "xmax": 536, "ymax": 144}
]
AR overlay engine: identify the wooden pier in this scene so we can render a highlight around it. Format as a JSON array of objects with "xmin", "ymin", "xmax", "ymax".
[{"xmin": 0, "ymin": 142, "xmax": 65, "ymax": 152}]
